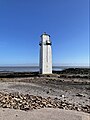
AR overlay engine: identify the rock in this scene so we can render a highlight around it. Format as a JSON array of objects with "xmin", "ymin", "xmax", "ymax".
[
  {"xmin": 36, "ymin": 96, "xmax": 42, "ymax": 101},
  {"xmin": 76, "ymin": 93, "xmax": 85, "ymax": 97},
  {"xmin": 46, "ymin": 104, "xmax": 53, "ymax": 108},
  {"xmin": 2, "ymin": 99, "xmax": 6, "ymax": 103},
  {"xmin": 42, "ymin": 101, "xmax": 46, "ymax": 106},
  {"xmin": 77, "ymin": 107, "xmax": 81, "ymax": 111},
  {"xmin": 2, "ymin": 104, "xmax": 7, "ymax": 108},
  {"xmin": 46, "ymin": 91, "xmax": 49, "ymax": 94},
  {"xmin": 58, "ymin": 106, "xmax": 64, "ymax": 109},
  {"xmin": 60, "ymin": 95, "xmax": 65, "ymax": 98},
  {"xmin": 13, "ymin": 97, "xmax": 20, "ymax": 102},
  {"xmin": 24, "ymin": 105, "xmax": 30, "ymax": 111},
  {"xmin": 6, "ymin": 103, "xmax": 11, "ymax": 108},
  {"xmin": 62, "ymin": 103, "xmax": 66, "ymax": 107},
  {"xmin": 0, "ymin": 92, "xmax": 89, "ymax": 113}
]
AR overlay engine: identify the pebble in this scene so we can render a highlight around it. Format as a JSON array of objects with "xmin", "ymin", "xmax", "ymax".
[
  {"xmin": 76, "ymin": 93, "xmax": 85, "ymax": 97},
  {"xmin": 60, "ymin": 95, "xmax": 65, "ymax": 98},
  {"xmin": 0, "ymin": 92, "xmax": 89, "ymax": 113}
]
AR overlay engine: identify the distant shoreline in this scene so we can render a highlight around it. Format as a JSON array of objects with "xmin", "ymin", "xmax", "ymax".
[
  {"xmin": 0, "ymin": 68, "xmax": 89, "ymax": 79},
  {"xmin": 0, "ymin": 66, "xmax": 89, "ymax": 73}
]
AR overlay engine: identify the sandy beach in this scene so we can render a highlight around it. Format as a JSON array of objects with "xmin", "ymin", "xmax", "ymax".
[
  {"xmin": 0, "ymin": 108, "xmax": 90, "ymax": 120},
  {"xmin": 0, "ymin": 68, "xmax": 90, "ymax": 120}
]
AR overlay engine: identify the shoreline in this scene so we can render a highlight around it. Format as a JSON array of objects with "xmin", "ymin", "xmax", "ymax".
[{"xmin": 0, "ymin": 68, "xmax": 89, "ymax": 78}]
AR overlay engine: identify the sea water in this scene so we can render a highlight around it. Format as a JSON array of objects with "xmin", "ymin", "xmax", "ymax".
[{"xmin": 0, "ymin": 66, "xmax": 62, "ymax": 72}]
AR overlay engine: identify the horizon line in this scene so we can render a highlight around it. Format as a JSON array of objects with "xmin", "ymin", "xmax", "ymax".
[{"xmin": 0, "ymin": 65, "xmax": 89, "ymax": 68}]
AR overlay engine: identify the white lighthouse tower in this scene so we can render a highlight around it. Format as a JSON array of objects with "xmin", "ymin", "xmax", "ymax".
[{"xmin": 39, "ymin": 32, "xmax": 52, "ymax": 74}]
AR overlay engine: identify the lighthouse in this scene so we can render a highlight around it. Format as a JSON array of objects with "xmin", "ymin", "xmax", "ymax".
[{"xmin": 39, "ymin": 32, "xmax": 52, "ymax": 74}]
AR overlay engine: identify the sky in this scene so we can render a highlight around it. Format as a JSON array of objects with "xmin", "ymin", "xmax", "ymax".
[{"xmin": 0, "ymin": 0, "xmax": 89, "ymax": 66}]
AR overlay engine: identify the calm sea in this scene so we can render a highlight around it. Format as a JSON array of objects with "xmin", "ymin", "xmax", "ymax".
[{"xmin": 0, "ymin": 66, "xmax": 62, "ymax": 72}]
